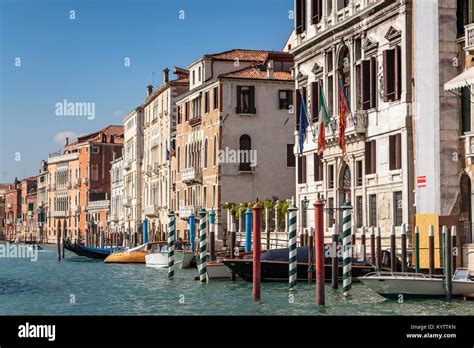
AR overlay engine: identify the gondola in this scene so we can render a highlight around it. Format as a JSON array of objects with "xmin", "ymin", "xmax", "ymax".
[
  {"xmin": 64, "ymin": 240, "xmax": 124, "ymax": 260},
  {"xmin": 221, "ymin": 246, "xmax": 377, "ymax": 282}
]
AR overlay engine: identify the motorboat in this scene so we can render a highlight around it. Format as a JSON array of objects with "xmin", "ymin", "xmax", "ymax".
[
  {"xmin": 358, "ymin": 268, "xmax": 474, "ymax": 299},
  {"xmin": 221, "ymin": 246, "xmax": 376, "ymax": 282},
  {"xmin": 145, "ymin": 244, "xmax": 194, "ymax": 269},
  {"xmin": 104, "ymin": 242, "xmax": 163, "ymax": 264}
]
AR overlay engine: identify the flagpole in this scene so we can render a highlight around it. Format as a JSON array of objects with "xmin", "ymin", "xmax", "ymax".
[{"xmin": 337, "ymin": 72, "xmax": 357, "ymax": 126}]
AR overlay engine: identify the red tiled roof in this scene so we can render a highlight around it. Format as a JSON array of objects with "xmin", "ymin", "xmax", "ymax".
[
  {"xmin": 219, "ymin": 66, "xmax": 293, "ymax": 81},
  {"xmin": 77, "ymin": 125, "xmax": 124, "ymax": 144},
  {"xmin": 204, "ymin": 49, "xmax": 293, "ymax": 63}
]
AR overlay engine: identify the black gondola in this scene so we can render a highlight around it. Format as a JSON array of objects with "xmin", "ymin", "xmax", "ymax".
[{"xmin": 64, "ymin": 240, "xmax": 124, "ymax": 260}]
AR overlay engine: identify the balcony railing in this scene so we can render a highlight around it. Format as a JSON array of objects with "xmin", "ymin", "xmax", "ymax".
[
  {"xmin": 465, "ymin": 23, "xmax": 474, "ymax": 52},
  {"xmin": 189, "ymin": 116, "xmax": 202, "ymax": 126},
  {"xmin": 144, "ymin": 205, "xmax": 159, "ymax": 217},
  {"xmin": 181, "ymin": 167, "xmax": 202, "ymax": 184},
  {"xmin": 51, "ymin": 211, "xmax": 67, "ymax": 218},
  {"xmin": 179, "ymin": 205, "xmax": 199, "ymax": 219},
  {"xmin": 86, "ymin": 200, "xmax": 110, "ymax": 211}
]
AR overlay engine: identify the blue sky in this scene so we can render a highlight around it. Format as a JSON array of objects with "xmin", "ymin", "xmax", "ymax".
[{"xmin": 0, "ymin": 0, "xmax": 293, "ymax": 183}]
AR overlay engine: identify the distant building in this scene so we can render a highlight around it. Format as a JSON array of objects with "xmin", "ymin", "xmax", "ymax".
[
  {"xmin": 0, "ymin": 183, "xmax": 10, "ymax": 239},
  {"xmin": 20, "ymin": 176, "xmax": 38, "ymax": 242},
  {"xmin": 110, "ymin": 155, "xmax": 125, "ymax": 245},
  {"xmin": 173, "ymin": 48, "xmax": 295, "ymax": 241},
  {"xmin": 36, "ymin": 160, "xmax": 49, "ymax": 243},
  {"xmin": 4, "ymin": 179, "xmax": 21, "ymax": 241}
]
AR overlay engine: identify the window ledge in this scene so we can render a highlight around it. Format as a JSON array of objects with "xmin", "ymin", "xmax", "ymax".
[
  {"xmin": 237, "ymin": 113, "xmax": 256, "ymax": 117},
  {"xmin": 389, "ymin": 169, "xmax": 402, "ymax": 176},
  {"xmin": 238, "ymin": 170, "xmax": 255, "ymax": 175}
]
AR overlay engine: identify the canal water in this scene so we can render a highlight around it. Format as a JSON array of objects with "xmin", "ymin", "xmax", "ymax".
[{"xmin": 1, "ymin": 244, "xmax": 473, "ymax": 315}]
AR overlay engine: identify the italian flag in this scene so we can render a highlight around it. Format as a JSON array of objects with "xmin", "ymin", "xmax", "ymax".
[{"xmin": 317, "ymin": 86, "xmax": 331, "ymax": 156}]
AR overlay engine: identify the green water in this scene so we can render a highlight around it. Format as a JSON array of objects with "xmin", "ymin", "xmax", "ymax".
[{"xmin": 0, "ymin": 244, "xmax": 473, "ymax": 315}]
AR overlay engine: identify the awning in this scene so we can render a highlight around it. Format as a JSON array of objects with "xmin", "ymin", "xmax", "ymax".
[{"xmin": 444, "ymin": 67, "xmax": 474, "ymax": 91}]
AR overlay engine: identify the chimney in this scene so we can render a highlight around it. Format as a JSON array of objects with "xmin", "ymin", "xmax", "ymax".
[
  {"xmin": 65, "ymin": 137, "xmax": 69, "ymax": 146},
  {"xmin": 147, "ymin": 85, "xmax": 153, "ymax": 96},
  {"xmin": 163, "ymin": 68, "xmax": 170, "ymax": 83},
  {"xmin": 267, "ymin": 60, "xmax": 274, "ymax": 79}
]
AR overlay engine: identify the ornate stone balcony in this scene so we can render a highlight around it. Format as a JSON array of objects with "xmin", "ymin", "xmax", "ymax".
[{"xmin": 181, "ymin": 167, "xmax": 202, "ymax": 184}]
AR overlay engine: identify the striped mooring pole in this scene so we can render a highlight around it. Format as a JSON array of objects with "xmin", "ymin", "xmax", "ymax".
[
  {"xmin": 198, "ymin": 208, "xmax": 208, "ymax": 283},
  {"xmin": 414, "ymin": 225, "xmax": 420, "ymax": 273},
  {"xmin": 401, "ymin": 223, "xmax": 407, "ymax": 272},
  {"xmin": 288, "ymin": 201, "xmax": 298, "ymax": 291},
  {"xmin": 341, "ymin": 199, "xmax": 353, "ymax": 297},
  {"xmin": 370, "ymin": 226, "xmax": 375, "ymax": 266},
  {"xmin": 245, "ymin": 207, "xmax": 252, "ymax": 252},
  {"xmin": 253, "ymin": 201, "xmax": 263, "ymax": 301},
  {"xmin": 331, "ymin": 223, "xmax": 338, "ymax": 290},
  {"xmin": 168, "ymin": 210, "xmax": 176, "ymax": 279},
  {"xmin": 390, "ymin": 225, "xmax": 396, "ymax": 272}
]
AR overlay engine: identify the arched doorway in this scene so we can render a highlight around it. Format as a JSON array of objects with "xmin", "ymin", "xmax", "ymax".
[
  {"xmin": 338, "ymin": 163, "xmax": 351, "ymax": 225},
  {"xmin": 460, "ymin": 173, "xmax": 472, "ymax": 244}
]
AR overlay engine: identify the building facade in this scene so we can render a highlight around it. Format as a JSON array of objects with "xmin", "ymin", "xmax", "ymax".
[
  {"xmin": 292, "ymin": 0, "xmax": 413, "ymax": 236},
  {"xmin": 123, "ymin": 108, "xmax": 144, "ymax": 246},
  {"xmin": 174, "ymin": 49, "xmax": 295, "ymax": 240},
  {"xmin": 0, "ymin": 184, "xmax": 9, "ymax": 239},
  {"xmin": 110, "ymin": 155, "xmax": 125, "ymax": 244},
  {"xmin": 142, "ymin": 67, "xmax": 189, "ymax": 241},
  {"xmin": 20, "ymin": 176, "xmax": 38, "ymax": 242},
  {"xmin": 4, "ymin": 180, "xmax": 21, "ymax": 241},
  {"xmin": 36, "ymin": 160, "xmax": 49, "ymax": 243}
]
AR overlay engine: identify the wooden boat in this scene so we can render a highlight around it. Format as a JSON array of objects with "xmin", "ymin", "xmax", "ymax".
[
  {"xmin": 64, "ymin": 241, "xmax": 124, "ymax": 260},
  {"xmin": 145, "ymin": 243, "xmax": 194, "ymax": 268},
  {"xmin": 358, "ymin": 268, "xmax": 474, "ymax": 299},
  {"xmin": 221, "ymin": 246, "xmax": 375, "ymax": 282},
  {"xmin": 206, "ymin": 262, "xmax": 232, "ymax": 279},
  {"xmin": 104, "ymin": 242, "xmax": 162, "ymax": 264}
]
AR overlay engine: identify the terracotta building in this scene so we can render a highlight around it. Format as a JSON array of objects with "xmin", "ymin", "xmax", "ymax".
[
  {"xmin": 20, "ymin": 176, "xmax": 38, "ymax": 242},
  {"xmin": 4, "ymin": 179, "xmax": 21, "ymax": 242}
]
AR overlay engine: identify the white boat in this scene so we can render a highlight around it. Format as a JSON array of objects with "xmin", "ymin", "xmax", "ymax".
[
  {"xmin": 145, "ymin": 244, "xmax": 194, "ymax": 269},
  {"xmin": 206, "ymin": 261, "xmax": 232, "ymax": 279},
  {"xmin": 359, "ymin": 268, "xmax": 474, "ymax": 299}
]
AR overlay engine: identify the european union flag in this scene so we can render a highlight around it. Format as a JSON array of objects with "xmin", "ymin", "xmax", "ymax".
[{"xmin": 298, "ymin": 93, "xmax": 309, "ymax": 155}]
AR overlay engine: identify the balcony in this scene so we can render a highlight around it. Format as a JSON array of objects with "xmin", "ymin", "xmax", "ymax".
[
  {"xmin": 144, "ymin": 165, "xmax": 153, "ymax": 176},
  {"xmin": 123, "ymin": 197, "xmax": 132, "ymax": 207},
  {"xmin": 181, "ymin": 167, "xmax": 202, "ymax": 184},
  {"xmin": 179, "ymin": 205, "xmax": 199, "ymax": 219},
  {"xmin": 51, "ymin": 211, "xmax": 67, "ymax": 218},
  {"xmin": 110, "ymin": 214, "xmax": 119, "ymax": 222},
  {"xmin": 67, "ymin": 182, "xmax": 72, "ymax": 189},
  {"xmin": 51, "ymin": 184, "xmax": 56, "ymax": 191},
  {"xmin": 83, "ymin": 177, "xmax": 89, "ymax": 185},
  {"xmin": 47, "ymin": 152, "xmax": 79, "ymax": 165},
  {"xmin": 346, "ymin": 111, "xmax": 368, "ymax": 134},
  {"xmin": 86, "ymin": 200, "xmax": 110, "ymax": 211},
  {"xmin": 144, "ymin": 205, "xmax": 159, "ymax": 217},
  {"xmin": 189, "ymin": 116, "xmax": 202, "ymax": 127},
  {"xmin": 465, "ymin": 23, "xmax": 474, "ymax": 52}
]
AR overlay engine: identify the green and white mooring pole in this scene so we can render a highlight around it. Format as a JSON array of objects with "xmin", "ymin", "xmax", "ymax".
[
  {"xmin": 198, "ymin": 208, "xmax": 208, "ymax": 283},
  {"xmin": 341, "ymin": 198, "xmax": 353, "ymax": 297},
  {"xmin": 168, "ymin": 210, "xmax": 176, "ymax": 279},
  {"xmin": 288, "ymin": 200, "xmax": 298, "ymax": 291}
]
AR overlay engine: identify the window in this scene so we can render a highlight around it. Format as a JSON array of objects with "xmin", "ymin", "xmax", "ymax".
[
  {"xmin": 462, "ymin": 86, "xmax": 471, "ymax": 133},
  {"xmin": 298, "ymin": 155, "xmax": 307, "ymax": 184},
  {"xmin": 356, "ymin": 160, "xmax": 363, "ymax": 186},
  {"xmin": 365, "ymin": 140, "xmax": 376, "ymax": 175},
  {"xmin": 314, "ymin": 153, "xmax": 323, "ymax": 181},
  {"xmin": 92, "ymin": 146, "xmax": 99, "ymax": 154},
  {"xmin": 204, "ymin": 139, "xmax": 208, "ymax": 168},
  {"xmin": 311, "ymin": 0, "xmax": 322, "ymax": 24},
  {"xmin": 153, "ymin": 104, "xmax": 158, "ymax": 120},
  {"xmin": 328, "ymin": 164, "xmax": 334, "ymax": 188},
  {"xmin": 287, "ymin": 144, "xmax": 295, "ymax": 167},
  {"xmin": 328, "ymin": 197, "xmax": 334, "ymax": 226},
  {"xmin": 389, "ymin": 134, "xmax": 402, "ymax": 170},
  {"xmin": 204, "ymin": 91, "xmax": 210, "ymax": 114},
  {"xmin": 311, "ymin": 81, "xmax": 320, "ymax": 122},
  {"xmin": 239, "ymin": 135, "xmax": 252, "ymax": 171},
  {"xmin": 237, "ymin": 86, "xmax": 256, "ymax": 114},
  {"xmin": 192, "ymin": 97, "xmax": 201, "ymax": 118},
  {"xmin": 192, "ymin": 70, "xmax": 195, "ymax": 85},
  {"xmin": 369, "ymin": 194, "xmax": 377, "ymax": 227},
  {"xmin": 361, "ymin": 56, "xmax": 377, "ymax": 110},
  {"xmin": 279, "ymin": 90, "xmax": 293, "ymax": 110},
  {"xmin": 337, "ymin": 0, "xmax": 349, "ymax": 10},
  {"xmin": 356, "ymin": 196, "xmax": 363, "ymax": 228},
  {"xmin": 295, "ymin": 0, "xmax": 306, "ymax": 34},
  {"xmin": 177, "ymin": 147, "xmax": 180, "ymax": 173},
  {"xmin": 326, "ymin": 0, "xmax": 332, "ymax": 14},
  {"xmin": 198, "ymin": 67, "xmax": 202, "ymax": 81},
  {"xmin": 184, "ymin": 101, "xmax": 189, "ymax": 122},
  {"xmin": 203, "ymin": 186, "xmax": 207, "ymax": 208},
  {"xmin": 383, "ymin": 46, "xmax": 401, "ymax": 102},
  {"xmin": 212, "ymin": 185, "xmax": 216, "ymax": 208},
  {"xmin": 177, "ymin": 105, "xmax": 182, "ymax": 124},
  {"xmin": 213, "ymin": 87, "xmax": 218, "ymax": 110},
  {"xmin": 90, "ymin": 165, "xmax": 99, "ymax": 181},
  {"xmin": 394, "ymin": 191, "xmax": 403, "ymax": 226},
  {"xmin": 213, "ymin": 136, "xmax": 217, "ymax": 166}
]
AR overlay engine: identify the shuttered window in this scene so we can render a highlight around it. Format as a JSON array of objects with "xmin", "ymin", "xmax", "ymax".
[
  {"xmin": 314, "ymin": 153, "xmax": 323, "ymax": 181},
  {"xmin": 237, "ymin": 86, "xmax": 256, "ymax": 114},
  {"xmin": 383, "ymin": 46, "xmax": 401, "ymax": 102},
  {"xmin": 328, "ymin": 164, "xmax": 334, "ymax": 188},
  {"xmin": 298, "ymin": 155, "xmax": 307, "ymax": 184},
  {"xmin": 356, "ymin": 196, "xmax": 363, "ymax": 228},
  {"xmin": 295, "ymin": 0, "xmax": 306, "ymax": 34},
  {"xmin": 365, "ymin": 140, "xmax": 376, "ymax": 174},
  {"xmin": 360, "ymin": 57, "xmax": 377, "ymax": 110},
  {"xmin": 311, "ymin": 0, "xmax": 323, "ymax": 24},
  {"xmin": 389, "ymin": 133, "xmax": 402, "ymax": 170},
  {"xmin": 311, "ymin": 81, "xmax": 320, "ymax": 122}
]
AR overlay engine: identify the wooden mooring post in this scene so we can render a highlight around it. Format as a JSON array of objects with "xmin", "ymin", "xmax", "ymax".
[
  {"xmin": 230, "ymin": 212, "xmax": 237, "ymax": 281},
  {"xmin": 308, "ymin": 227, "xmax": 314, "ymax": 284},
  {"xmin": 370, "ymin": 226, "xmax": 375, "ymax": 265},
  {"xmin": 414, "ymin": 226, "xmax": 420, "ymax": 273},
  {"xmin": 331, "ymin": 223, "xmax": 338, "ymax": 290},
  {"xmin": 314, "ymin": 195, "xmax": 325, "ymax": 305},
  {"xmin": 376, "ymin": 227, "xmax": 382, "ymax": 270},
  {"xmin": 451, "ymin": 226, "xmax": 457, "ymax": 274},
  {"xmin": 209, "ymin": 209, "xmax": 216, "ymax": 261},
  {"xmin": 429, "ymin": 225, "xmax": 435, "ymax": 275},
  {"xmin": 401, "ymin": 224, "xmax": 407, "ymax": 272},
  {"xmin": 446, "ymin": 226, "xmax": 453, "ymax": 301},
  {"xmin": 360, "ymin": 226, "xmax": 366, "ymax": 261},
  {"xmin": 390, "ymin": 225, "xmax": 396, "ymax": 272}
]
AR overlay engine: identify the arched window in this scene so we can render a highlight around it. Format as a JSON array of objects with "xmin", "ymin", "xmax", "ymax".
[
  {"xmin": 239, "ymin": 134, "xmax": 251, "ymax": 171},
  {"xmin": 184, "ymin": 145, "xmax": 188, "ymax": 169},
  {"xmin": 338, "ymin": 45, "xmax": 351, "ymax": 108},
  {"xmin": 204, "ymin": 139, "xmax": 208, "ymax": 168}
]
